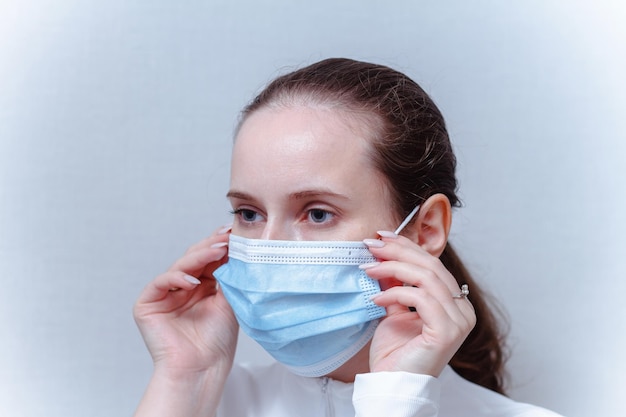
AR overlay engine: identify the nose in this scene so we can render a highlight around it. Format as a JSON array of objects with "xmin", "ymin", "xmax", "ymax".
[{"xmin": 260, "ymin": 219, "xmax": 297, "ymax": 241}]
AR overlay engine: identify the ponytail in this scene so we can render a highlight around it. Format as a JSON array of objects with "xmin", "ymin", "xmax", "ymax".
[{"xmin": 441, "ymin": 244, "xmax": 509, "ymax": 394}]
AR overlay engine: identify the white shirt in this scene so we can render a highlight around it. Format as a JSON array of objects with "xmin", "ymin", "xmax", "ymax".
[{"xmin": 218, "ymin": 362, "xmax": 563, "ymax": 417}]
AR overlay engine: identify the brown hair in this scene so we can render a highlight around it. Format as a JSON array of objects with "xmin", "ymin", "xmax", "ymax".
[{"xmin": 239, "ymin": 58, "xmax": 509, "ymax": 394}]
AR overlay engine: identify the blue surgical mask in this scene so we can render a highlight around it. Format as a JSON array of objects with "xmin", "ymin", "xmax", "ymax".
[
  {"xmin": 213, "ymin": 235, "xmax": 385, "ymax": 377},
  {"xmin": 213, "ymin": 206, "xmax": 420, "ymax": 377}
]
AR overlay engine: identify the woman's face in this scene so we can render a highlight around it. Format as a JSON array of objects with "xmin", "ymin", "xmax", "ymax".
[{"xmin": 228, "ymin": 105, "xmax": 398, "ymax": 241}]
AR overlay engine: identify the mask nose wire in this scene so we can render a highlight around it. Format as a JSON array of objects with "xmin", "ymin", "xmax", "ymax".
[{"xmin": 393, "ymin": 205, "xmax": 421, "ymax": 235}]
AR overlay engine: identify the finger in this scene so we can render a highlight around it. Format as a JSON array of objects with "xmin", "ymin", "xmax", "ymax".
[
  {"xmin": 374, "ymin": 286, "xmax": 453, "ymax": 333},
  {"xmin": 169, "ymin": 242, "xmax": 229, "ymax": 275},
  {"xmin": 137, "ymin": 271, "xmax": 202, "ymax": 305},
  {"xmin": 363, "ymin": 261, "xmax": 468, "ymax": 322},
  {"xmin": 183, "ymin": 224, "xmax": 232, "ymax": 255},
  {"xmin": 364, "ymin": 234, "xmax": 462, "ymax": 296},
  {"xmin": 364, "ymin": 260, "xmax": 450, "ymax": 297},
  {"xmin": 373, "ymin": 286, "xmax": 474, "ymax": 342}
]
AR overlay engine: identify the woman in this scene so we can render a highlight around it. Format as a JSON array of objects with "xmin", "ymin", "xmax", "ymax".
[{"xmin": 133, "ymin": 58, "xmax": 563, "ymax": 416}]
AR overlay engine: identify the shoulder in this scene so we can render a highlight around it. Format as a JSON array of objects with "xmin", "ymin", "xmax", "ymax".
[{"xmin": 439, "ymin": 366, "xmax": 564, "ymax": 417}]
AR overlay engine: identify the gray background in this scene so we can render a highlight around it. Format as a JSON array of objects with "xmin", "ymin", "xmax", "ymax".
[{"xmin": 1, "ymin": 1, "xmax": 624, "ymax": 416}]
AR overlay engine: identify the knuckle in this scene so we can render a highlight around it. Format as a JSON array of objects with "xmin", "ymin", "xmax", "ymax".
[
  {"xmin": 467, "ymin": 312, "xmax": 478, "ymax": 329},
  {"xmin": 421, "ymin": 269, "xmax": 438, "ymax": 284},
  {"xmin": 424, "ymin": 256, "xmax": 443, "ymax": 271},
  {"xmin": 448, "ymin": 325, "xmax": 464, "ymax": 341}
]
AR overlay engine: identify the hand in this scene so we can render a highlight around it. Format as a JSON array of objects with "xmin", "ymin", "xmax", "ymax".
[
  {"xmin": 362, "ymin": 232, "xmax": 476, "ymax": 377},
  {"xmin": 133, "ymin": 225, "xmax": 238, "ymax": 379}
]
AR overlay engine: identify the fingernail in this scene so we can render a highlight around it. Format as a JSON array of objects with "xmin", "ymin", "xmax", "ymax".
[
  {"xmin": 210, "ymin": 242, "xmax": 228, "ymax": 248},
  {"xmin": 363, "ymin": 238, "xmax": 385, "ymax": 248},
  {"xmin": 359, "ymin": 262, "xmax": 381, "ymax": 270},
  {"xmin": 377, "ymin": 230, "xmax": 398, "ymax": 239},
  {"xmin": 370, "ymin": 292, "xmax": 383, "ymax": 300},
  {"xmin": 218, "ymin": 224, "xmax": 233, "ymax": 234},
  {"xmin": 184, "ymin": 274, "xmax": 201, "ymax": 285}
]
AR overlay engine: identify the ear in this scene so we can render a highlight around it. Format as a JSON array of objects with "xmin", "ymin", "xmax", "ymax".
[{"xmin": 403, "ymin": 193, "xmax": 452, "ymax": 257}]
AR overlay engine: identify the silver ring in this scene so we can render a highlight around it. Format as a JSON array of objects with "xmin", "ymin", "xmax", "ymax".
[{"xmin": 453, "ymin": 284, "xmax": 469, "ymax": 299}]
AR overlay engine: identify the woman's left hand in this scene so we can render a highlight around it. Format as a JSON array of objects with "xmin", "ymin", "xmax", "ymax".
[{"xmin": 362, "ymin": 232, "xmax": 476, "ymax": 377}]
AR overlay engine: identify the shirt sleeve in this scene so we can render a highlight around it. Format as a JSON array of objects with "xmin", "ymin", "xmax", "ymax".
[{"xmin": 353, "ymin": 372, "xmax": 441, "ymax": 417}]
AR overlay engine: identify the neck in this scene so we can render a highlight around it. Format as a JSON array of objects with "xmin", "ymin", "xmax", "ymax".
[{"xmin": 324, "ymin": 343, "xmax": 371, "ymax": 383}]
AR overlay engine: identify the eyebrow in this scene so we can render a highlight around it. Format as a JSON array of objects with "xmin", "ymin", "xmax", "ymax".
[{"xmin": 226, "ymin": 189, "xmax": 350, "ymax": 202}]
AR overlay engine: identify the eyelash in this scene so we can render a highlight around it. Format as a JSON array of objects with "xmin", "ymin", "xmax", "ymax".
[
  {"xmin": 229, "ymin": 207, "xmax": 336, "ymax": 225},
  {"xmin": 230, "ymin": 208, "xmax": 261, "ymax": 223}
]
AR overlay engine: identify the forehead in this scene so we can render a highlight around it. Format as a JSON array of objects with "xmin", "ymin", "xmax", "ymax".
[
  {"xmin": 230, "ymin": 105, "xmax": 390, "ymax": 199},
  {"xmin": 237, "ymin": 104, "xmax": 373, "ymax": 146},
  {"xmin": 233, "ymin": 106, "xmax": 371, "ymax": 171}
]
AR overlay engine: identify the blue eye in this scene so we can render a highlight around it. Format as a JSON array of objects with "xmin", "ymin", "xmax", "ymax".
[
  {"xmin": 232, "ymin": 208, "xmax": 261, "ymax": 223},
  {"xmin": 308, "ymin": 209, "xmax": 332, "ymax": 223}
]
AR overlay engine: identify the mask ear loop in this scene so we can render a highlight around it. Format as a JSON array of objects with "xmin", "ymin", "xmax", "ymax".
[
  {"xmin": 393, "ymin": 205, "xmax": 420, "ymax": 235},
  {"xmin": 393, "ymin": 205, "xmax": 422, "ymax": 312}
]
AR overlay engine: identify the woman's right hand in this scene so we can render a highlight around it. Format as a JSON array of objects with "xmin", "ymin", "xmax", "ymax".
[{"xmin": 133, "ymin": 225, "xmax": 238, "ymax": 379}]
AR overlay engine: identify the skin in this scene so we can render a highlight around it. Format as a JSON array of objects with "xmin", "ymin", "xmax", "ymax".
[
  {"xmin": 228, "ymin": 106, "xmax": 394, "ymax": 242},
  {"xmin": 133, "ymin": 105, "xmax": 476, "ymax": 417}
]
